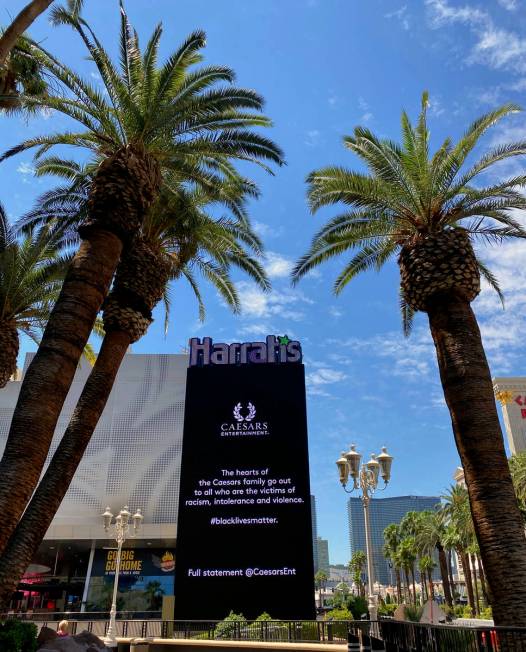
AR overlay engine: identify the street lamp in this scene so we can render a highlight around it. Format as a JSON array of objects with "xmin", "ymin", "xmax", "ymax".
[
  {"xmin": 336, "ymin": 444, "xmax": 393, "ymax": 622},
  {"xmin": 101, "ymin": 505, "xmax": 144, "ymax": 648}
]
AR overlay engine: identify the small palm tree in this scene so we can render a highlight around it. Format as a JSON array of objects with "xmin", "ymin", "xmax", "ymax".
[
  {"xmin": 294, "ymin": 93, "xmax": 526, "ymax": 626},
  {"xmin": 418, "ymin": 555, "xmax": 437, "ymax": 602},
  {"xmin": 0, "ymin": 2, "xmax": 283, "ymax": 560},
  {"xmin": 0, "ymin": 202, "xmax": 67, "ymax": 387},
  {"xmin": 509, "ymin": 452, "xmax": 526, "ymax": 517}
]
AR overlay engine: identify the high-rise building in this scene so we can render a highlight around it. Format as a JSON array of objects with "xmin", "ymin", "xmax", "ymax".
[
  {"xmin": 316, "ymin": 537, "xmax": 330, "ymax": 573},
  {"xmin": 347, "ymin": 495, "xmax": 441, "ymax": 586},
  {"xmin": 311, "ymin": 495, "xmax": 318, "ymax": 572},
  {"xmin": 494, "ymin": 377, "xmax": 526, "ymax": 453},
  {"xmin": 0, "ymin": 353, "xmax": 186, "ymax": 613}
]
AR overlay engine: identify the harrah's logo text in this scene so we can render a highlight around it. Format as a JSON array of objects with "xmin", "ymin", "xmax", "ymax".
[{"xmin": 189, "ymin": 335, "xmax": 302, "ymax": 367}]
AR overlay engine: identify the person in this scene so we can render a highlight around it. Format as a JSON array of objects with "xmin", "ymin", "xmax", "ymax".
[{"xmin": 57, "ymin": 620, "xmax": 69, "ymax": 637}]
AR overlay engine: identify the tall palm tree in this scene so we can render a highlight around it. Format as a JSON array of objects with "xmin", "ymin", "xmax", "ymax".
[
  {"xmin": 0, "ymin": 177, "xmax": 271, "ymax": 609},
  {"xmin": 349, "ymin": 550, "xmax": 367, "ymax": 598},
  {"xmin": 415, "ymin": 510, "xmax": 453, "ymax": 607},
  {"xmin": 0, "ymin": 4, "xmax": 283, "ymax": 558},
  {"xmin": 0, "ymin": 202, "xmax": 68, "ymax": 387},
  {"xmin": 383, "ymin": 523, "xmax": 402, "ymax": 603},
  {"xmin": 397, "ymin": 538, "xmax": 417, "ymax": 605},
  {"xmin": 0, "ymin": 1, "xmax": 83, "ymax": 109},
  {"xmin": 293, "ymin": 93, "xmax": 526, "ymax": 626},
  {"xmin": 443, "ymin": 485, "xmax": 477, "ymax": 614}
]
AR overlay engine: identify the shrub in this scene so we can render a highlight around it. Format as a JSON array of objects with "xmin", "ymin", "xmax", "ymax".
[
  {"xmin": 378, "ymin": 602, "xmax": 398, "ymax": 616},
  {"xmin": 479, "ymin": 606, "xmax": 493, "ymax": 620},
  {"xmin": 346, "ymin": 595, "xmax": 368, "ymax": 619},
  {"xmin": 255, "ymin": 612, "xmax": 273, "ymax": 621},
  {"xmin": 214, "ymin": 611, "xmax": 247, "ymax": 639},
  {"xmin": 404, "ymin": 604, "xmax": 424, "ymax": 622},
  {"xmin": 0, "ymin": 621, "xmax": 37, "ymax": 652},
  {"xmin": 325, "ymin": 607, "xmax": 353, "ymax": 620}
]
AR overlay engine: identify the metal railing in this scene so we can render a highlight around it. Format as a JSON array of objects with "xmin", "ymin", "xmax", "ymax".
[{"xmin": 6, "ymin": 615, "xmax": 526, "ymax": 649}]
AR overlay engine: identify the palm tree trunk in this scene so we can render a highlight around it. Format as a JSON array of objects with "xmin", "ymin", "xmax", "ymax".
[
  {"xmin": 461, "ymin": 552, "xmax": 475, "ymax": 615},
  {"xmin": 421, "ymin": 570, "xmax": 427, "ymax": 602},
  {"xmin": 448, "ymin": 551, "xmax": 456, "ymax": 604},
  {"xmin": 0, "ymin": 330, "xmax": 130, "ymax": 610},
  {"xmin": 411, "ymin": 568, "xmax": 417, "ymax": 606},
  {"xmin": 0, "ymin": 320, "xmax": 19, "ymax": 388},
  {"xmin": 471, "ymin": 554, "xmax": 480, "ymax": 616},
  {"xmin": 0, "ymin": 146, "xmax": 160, "ymax": 559},
  {"xmin": 427, "ymin": 294, "xmax": 526, "ymax": 627},
  {"xmin": 0, "ymin": 0, "xmax": 54, "ymax": 66},
  {"xmin": 437, "ymin": 544, "xmax": 453, "ymax": 607},
  {"xmin": 428, "ymin": 571, "xmax": 435, "ymax": 602},
  {"xmin": 404, "ymin": 569, "xmax": 411, "ymax": 603},
  {"xmin": 395, "ymin": 569, "xmax": 402, "ymax": 604},
  {"xmin": 477, "ymin": 553, "xmax": 491, "ymax": 606}
]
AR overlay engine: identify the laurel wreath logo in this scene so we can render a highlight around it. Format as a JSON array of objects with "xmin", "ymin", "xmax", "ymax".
[{"xmin": 233, "ymin": 402, "xmax": 256, "ymax": 422}]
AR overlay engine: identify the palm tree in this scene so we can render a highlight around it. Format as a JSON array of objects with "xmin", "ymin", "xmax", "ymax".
[
  {"xmin": 293, "ymin": 93, "xmax": 526, "ymax": 626},
  {"xmin": 315, "ymin": 570, "xmax": 328, "ymax": 608},
  {"xmin": 0, "ymin": 177, "xmax": 271, "ymax": 609},
  {"xmin": 383, "ymin": 523, "xmax": 402, "ymax": 603},
  {"xmin": 349, "ymin": 550, "xmax": 367, "ymax": 598},
  {"xmin": 397, "ymin": 538, "xmax": 417, "ymax": 605},
  {"xmin": 415, "ymin": 510, "xmax": 453, "ymax": 607},
  {"xmin": 418, "ymin": 555, "xmax": 436, "ymax": 602},
  {"xmin": 0, "ymin": 3, "xmax": 283, "ymax": 559},
  {"xmin": 443, "ymin": 485, "xmax": 478, "ymax": 614},
  {"xmin": 0, "ymin": 202, "xmax": 68, "ymax": 387},
  {"xmin": 0, "ymin": 1, "xmax": 83, "ymax": 109}
]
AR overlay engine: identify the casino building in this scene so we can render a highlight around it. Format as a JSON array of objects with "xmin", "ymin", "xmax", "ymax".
[{"xmin": 0, "ymin": 353, "xmax": 186, "ymax": 613}]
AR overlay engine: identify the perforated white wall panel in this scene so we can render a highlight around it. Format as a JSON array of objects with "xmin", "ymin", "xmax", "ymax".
[{"xmin": 0, "ymin": 354, "xmax": 187, "ymax": 528}]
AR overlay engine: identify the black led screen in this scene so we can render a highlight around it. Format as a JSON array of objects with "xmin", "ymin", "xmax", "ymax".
[{"xmin": 174, "ymin": 362, "xmax": 315, "ymax": 620}]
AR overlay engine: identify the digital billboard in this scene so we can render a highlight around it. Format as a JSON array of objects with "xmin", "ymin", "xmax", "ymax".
[{"xmin": 174, "ymin": 337, "xmax": 315, "ymax": 620}]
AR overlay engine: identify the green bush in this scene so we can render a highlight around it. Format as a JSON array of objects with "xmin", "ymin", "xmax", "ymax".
[
  {"xmin": 325, "ymin": 607, "xmax": 353, "ymax": 620},
  {"xmin": 0, "ymin": 621, "xmax": 37, "ymax": 652},
  {"xmin": 479, "ymin": 606, "xmax": 493, "ymax": 620},
  {"xmin": 346, "ymin": 595, "xmax": 368, "ymax": 619},
  {"xmin": 255, "ymin": 612, "xmax": 273, "ymax": 621},
  {"xmin": 214, "ymin": 611, "xmax": 247, "ymax": 639},
  {"xmin": 378, "ymin": 602, "xmax": 398, "ymax": 616}
]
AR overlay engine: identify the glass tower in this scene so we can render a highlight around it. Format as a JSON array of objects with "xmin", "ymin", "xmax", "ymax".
[{"xmin": 347, "ymin": 495, "xmax": 441, "ymax": 586}]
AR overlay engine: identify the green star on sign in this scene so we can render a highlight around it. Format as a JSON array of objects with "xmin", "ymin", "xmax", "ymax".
[{"xmin": 278, "ymin": 335, "xmax": 290, "ymax": 345}]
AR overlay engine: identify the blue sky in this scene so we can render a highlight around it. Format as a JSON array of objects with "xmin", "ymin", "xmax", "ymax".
[{"xmin": 2, "ymin": 0, "xmax": 526, "ymax": 564}]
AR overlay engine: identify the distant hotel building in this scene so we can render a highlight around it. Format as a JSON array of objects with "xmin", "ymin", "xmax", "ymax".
[
  {"xmin": 494, "ymin": 377, "xmax": 526, "ymax": 453},
  {"xmin": 316, "ymin": 538, "xmax": 330, "ymax": 573},
  {"xmin": 347, "ymin": 495, "xmax": 441, "ymax": 586},
  {"xmin": 0, "ymin": 354, "xmax": 185, "ymax": 612}
]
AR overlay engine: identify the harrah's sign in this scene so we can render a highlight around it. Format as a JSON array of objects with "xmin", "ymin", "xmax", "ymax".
[{"xmin": 189, "ymin": 335, "xmax": 302, "ymax": 367}]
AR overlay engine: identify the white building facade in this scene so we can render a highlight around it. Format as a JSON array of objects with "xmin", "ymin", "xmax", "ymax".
[
  {"xmin": 494, "ymin": 376, "xmax": 526, "ymax": 454},
  {"xmin": 0, "ymin": 353, "xmax": 187, "ymax": 613}
]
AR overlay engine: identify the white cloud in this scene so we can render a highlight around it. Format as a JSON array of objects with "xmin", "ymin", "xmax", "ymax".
[
  {"xmin": 329, "ymin": 306, "xmax": 343, "ymax": 318},
  {"xmin": 497, "ymin": 0, "xmax": 519, "ymax": 10},
  {"xmin": 236, "ymin": 281, "xmax": 312, "ymax": 322},
  {"xmin": 253, "ymin": 220, "xmax": 284, "ymax": 239},
  {"xmin": 358, "ymin": 97, "xmax": 374, "ymax": 123},
  {"xmin": 265, "ymin": 252, "xmax": 293, "ymax": 279},
  {"xmin": 384, "ymin": 5, "xmax": 410, "ymax": 30},
  {"xmin": 426, "ymin": 0, "xmax": 526, "ymax": 73},
  {"xmin": 305, "ymin": 129, "xmax": 322, "ymax": 147},
  {"xmin": 17, "ymin": 162, "xmax": 35, "ymax": 175}
]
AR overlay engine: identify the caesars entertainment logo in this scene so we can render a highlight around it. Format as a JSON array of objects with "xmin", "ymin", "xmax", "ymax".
[
  {"xmin": 221, "ymin": 402, "xmax": 269, "ymax": 437},
  {"xmin": 189, "ymin": 334, "xmax": 302, "ymax": 367}
]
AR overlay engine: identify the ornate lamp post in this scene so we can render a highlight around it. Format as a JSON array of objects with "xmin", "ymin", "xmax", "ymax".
[
  {"xmin": 336, "ymin": 445, "xmax": 393, "ymax": 622},
  {"xmin": 102, "ymin": 505, "xmax": 144, "ymax": 648}
]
